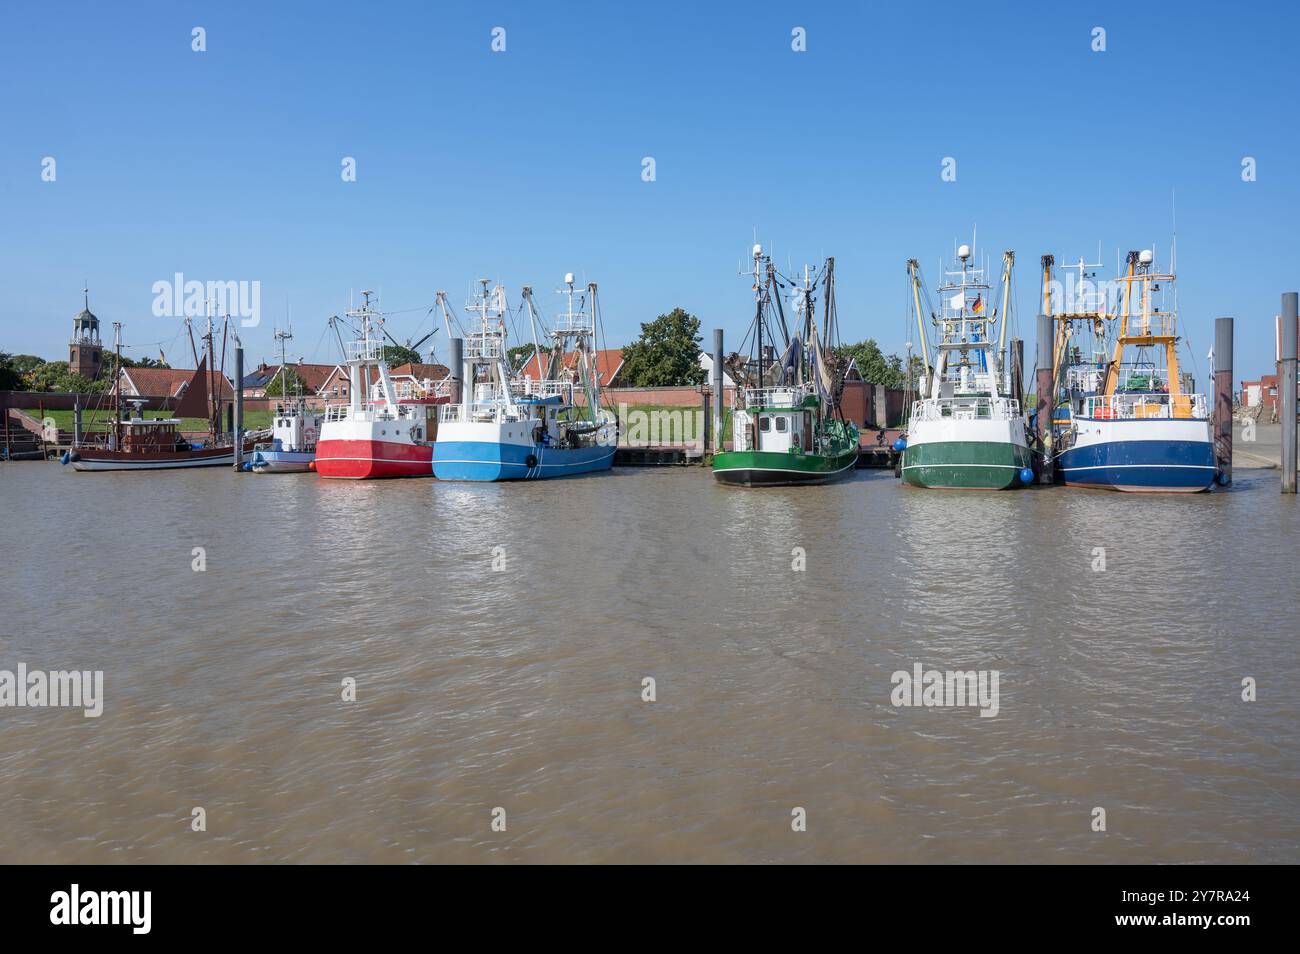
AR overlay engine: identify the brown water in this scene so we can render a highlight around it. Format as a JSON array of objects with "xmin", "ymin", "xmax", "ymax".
[{"xmin": 1, "ymin": 462, "xmax": 1296, "ymax": 863}]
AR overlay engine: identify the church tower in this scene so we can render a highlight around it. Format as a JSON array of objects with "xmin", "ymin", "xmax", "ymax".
[{"xmin": 69, "ymin": 284, "xmax": 103, "ymax": 380}]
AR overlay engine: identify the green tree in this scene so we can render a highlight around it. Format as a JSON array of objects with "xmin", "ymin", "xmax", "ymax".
[
  {"xmin": 264, "ymin": 367, "xmax": 303, "ymax": 397},
  {"xmin": 619, "ymin": 307, "xmax": 705, "ymax": 387},
  {"xmin": 506, "ymin": 344, "xmax": 536, "ymax": 371},
  {"xmin": 23, "ymin": 360, "xmax": 69, "ymax": 392},
  {"xmin": 382, "ymin": 345, "xmax": 421, "ymax": 367},
  {"xmin": 836, "ymin": 339, "xmax": 909, "ymax": 388},
  {"xmin": 0, "ymin": 353, "xmax": 22, "ymax": 390}
]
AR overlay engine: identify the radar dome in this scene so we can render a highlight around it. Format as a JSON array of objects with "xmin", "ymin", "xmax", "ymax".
[
  {"xmin": 958, "ymin": 244, "xmax": 971, "ymax": 259},
  {"xmin": 1139, "ymin": 249, "xmax": 1154, "ymax": 265}
]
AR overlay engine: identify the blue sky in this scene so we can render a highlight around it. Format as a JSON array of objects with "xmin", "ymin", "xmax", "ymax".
[{"xmin": 1, "ymin": 0, "xmax": 1296, "ymax": 382}]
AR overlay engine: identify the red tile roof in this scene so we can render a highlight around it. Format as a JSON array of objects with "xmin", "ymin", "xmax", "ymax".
[
  {"xmin": 249, "ymin": 362, "xmax": 338, "ymax": 393},
  {"xmin": 389, "ymin": 362, "xmax": 451, "ymax": 381},
  {"xmin": 119, "ymin": 366, "xmax": 235, "ymax": 400},
  {"xmin": 518, "ymin": 349, "xmax": 623, "ymax": 386}
]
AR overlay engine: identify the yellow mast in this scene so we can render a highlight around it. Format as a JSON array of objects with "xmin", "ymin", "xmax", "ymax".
[{"xmin": 1101, "ymin": 252, "xmax": 1138, "ymax": 397}]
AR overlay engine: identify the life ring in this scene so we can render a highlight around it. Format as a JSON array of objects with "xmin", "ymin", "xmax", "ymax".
[
  {"xmin": 525, "ymin": 453, "xmax": 538, "ymax": 469},
  {"xmin": 1095, "ymin": 406, "xmax": 1115, "ymax": 420}
]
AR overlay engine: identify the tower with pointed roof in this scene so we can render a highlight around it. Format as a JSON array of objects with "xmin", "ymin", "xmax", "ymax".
[{"xmin": 69, "ymin": 284, "xmax": 103, "ymax": 380}]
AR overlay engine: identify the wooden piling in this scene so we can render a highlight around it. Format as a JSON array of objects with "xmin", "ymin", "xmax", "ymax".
[
  {"xmin": 1035, "ymin": 313, "xmax": 1054, "ymax": 484},
  {"xmin": 233, "ymin": 347, "xmax": 244, "ymax": 470},
  {"xmin": 1010, "ymin": 338, "xmax": 1024, "ymax": 411},
  {"xmin": 1213, "ymin": 317, "xmax": 1233, "ymax": 485}
]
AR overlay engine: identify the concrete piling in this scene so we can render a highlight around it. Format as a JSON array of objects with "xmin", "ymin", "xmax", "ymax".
[
  {"xmin": 1035, "ymin": 313, "xmax": 1054, "ymax": 484},
  {"xmin": 712, "ymin": 329, "xmax": 724, "ymax": 453},
  {"xmin": 1213, "ymin": 317, "xmax": 1233, "ymax": 485},
  {"xmin": 448, "ymin": 338, "xmax": 463, "ymax": 406},
  {"xmin": 1282, "ymin": 293, "xmax": 1298, "ymax": 494}
]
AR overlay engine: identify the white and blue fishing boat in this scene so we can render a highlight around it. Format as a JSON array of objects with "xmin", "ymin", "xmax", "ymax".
[
  {"xmin": 432, "ymin": 276, "xmax": 616, "ymax": 482},
  {"xmin": 249, "ymin": 398, "xmax": 322, "ymax": 473},
  {"xmin": 1054, "ymin": 248, "xmax": 1216, "ymax": 492},
  {"xmin": 249, "ymin": 329, "xmax": 323, "ymax": 473}
]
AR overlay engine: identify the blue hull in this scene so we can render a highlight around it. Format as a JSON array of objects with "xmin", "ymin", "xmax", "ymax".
[
  {"xmin": 1057, "ymin": 439, "xmax": 1216, "ymax": 492},
  {"xmin": 432, "ymin": 441, "xmax": 615, "ymax": 482},
  {"xmin": 251, "ymin": 449, "xmax": 315, "ymax": 473}
]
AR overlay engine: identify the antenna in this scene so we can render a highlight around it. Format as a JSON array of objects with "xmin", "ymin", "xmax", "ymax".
[{"xmin": 1171, "ymin": 187, "xmax": 1178, "ymax": 272}]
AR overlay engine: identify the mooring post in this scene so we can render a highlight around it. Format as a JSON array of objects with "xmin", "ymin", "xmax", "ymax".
[
  {"xmin": 73, "ymin": 397, "xmax": 82, "ymax": 446},
  {"xmin": 1213, "ymin": 317, "xmax": 1233, "ymax": 486},
  {"xmin": 701, "ymin": 390, "xmax": 710, "ymax": 454},
  {"xmin": 232, "ymin": 346, "xmax": 244, "ymax": 470},
  {"xmin": 712, "ymin": 329, "xmax": 724, "ymax": 453},
  {"xmin": 1010, "ymin": 338, "xmax": 1024, "ymax": 408},
  {"xmin": 1035, "ymin": 313, "xmax": 1054, "ymax": 484},
  {"xmin": 448, "ymin": 337, "xmax": 463, "ymax": 406},
  {"xmin": 1282, "ymin": 292, "xmax": 1298, "ymax": 494}
]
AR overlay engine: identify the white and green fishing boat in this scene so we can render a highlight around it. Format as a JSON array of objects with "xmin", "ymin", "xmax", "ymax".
[
  {"xmin": 899, "ymin": 242, "xmax": 1033, "ymax": 490},
  {"xmin": 712, "ymin": 246, "xmax": 859, "ymax": 487}
]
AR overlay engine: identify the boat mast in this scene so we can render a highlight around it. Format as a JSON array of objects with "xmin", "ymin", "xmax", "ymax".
[
  {"xmin": 587, "ymin": 281, "xmax": 602, "ymax": 417},
  {"xmin": 275, "ymin": 327, "xmax": 293, "ymax": 404},
  {"xmin": 997, "ymin": 251, "xmax": 1014, "ymax": 378},
  {"xmin": 1102, "ymin": 251, "xmax": 1140, "ymax": 397},
  {"xmin": 113, "ymin": 322, "xmax": 122, "ymax": 443},
  {"xmin": 907, "ymin": 260, "xmax": 930, "ymax": 393},
  {"xmin": 204, "ymin": 299, "xmax": 216, "ymax": 437}
]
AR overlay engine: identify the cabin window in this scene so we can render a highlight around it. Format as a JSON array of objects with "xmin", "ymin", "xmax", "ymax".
[
  {"xmin": 759, "ymin": 416, "xmax": 771, "ymax": 432},
  {"xmin": 775, "ymin": 416, "xmax": 788, "ymax": 432}
]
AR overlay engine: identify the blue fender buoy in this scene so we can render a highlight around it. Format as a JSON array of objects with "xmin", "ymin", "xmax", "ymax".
[
  {"xmin": 1019, "ymin": 467, "xmax": 1034, "ymax": 484},
  {"xmin": 892, "ymin": 438, "xmax": 907, "ymax": 452},
  {"xmin": 242, "ymin": 462, "xmax": 253, "ymax": 472},
  {"xmin": 60, "ymin": 450, "xmax": 71, "ymax": 465}
]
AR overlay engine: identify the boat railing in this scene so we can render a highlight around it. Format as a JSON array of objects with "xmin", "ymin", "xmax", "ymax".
[
  {"xmin": 439, "ymin": 403, "xmax": 523, "ymax": 424},
  {"xmin": 1066, "ymin": 367, "xmax": 1105, "ymax": 392},
  {"xmin": 1081, "ymin": 392, "xmax": 1206, "ymax": 421},
  {"xmin": 910, "ymin": 396, "xmax": 1021, "ymax": 422},
  {"xmin": 391, "ymin": 378, "xmax": 452, "ymax": 402},
  {"xmin": 1116, "ymin": 366, "xmax": 1168, "ymax": 392},
  {"xmin": 347, "ymin": 339, "xmax": 384, "ymax": 363},
  {"xmin": 464, "ymin": 336, "xmax": 503, "ymax": 360},
  {"xmin": 510, "ymin": 378, "xmax": 569, "ymax": 399},
  {"xmin": 744, "ymin": 385, "xmax": 809, "ymax": 409},
  {"xmin": 1128, "ymin": 313, "xmax": 1176, "ymax": 338},
  {"xmin": 323, "ymin": 402, "xmax": 427, "ymax": 423}
]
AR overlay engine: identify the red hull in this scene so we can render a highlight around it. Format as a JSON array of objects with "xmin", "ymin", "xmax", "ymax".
[{"xmin": 314, "ymin": 439, "xmax": 433, "ymax": 479}]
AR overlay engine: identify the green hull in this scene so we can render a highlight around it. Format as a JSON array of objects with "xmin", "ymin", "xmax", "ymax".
[
  {"xmin": 901, "ymin": 440, "xmax": 1033, "ymax": 490},
  {"xmin": 713, "ymin": 447, "xmax": 858, "ymax": 486}
]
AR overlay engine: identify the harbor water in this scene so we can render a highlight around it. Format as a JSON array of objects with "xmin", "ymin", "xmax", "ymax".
[{"xmin": 0, "ymin": 463, "xmax": 1296, "ymax": 863}]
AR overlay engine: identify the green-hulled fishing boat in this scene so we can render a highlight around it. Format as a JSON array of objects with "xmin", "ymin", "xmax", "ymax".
[
  {"xmin": 713, "ymin": 247, "xmax": 859, "ymax": 487},
  {"xmin": 899, "ymin": 240, "xmax": 1033, "ymax": 490}
]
